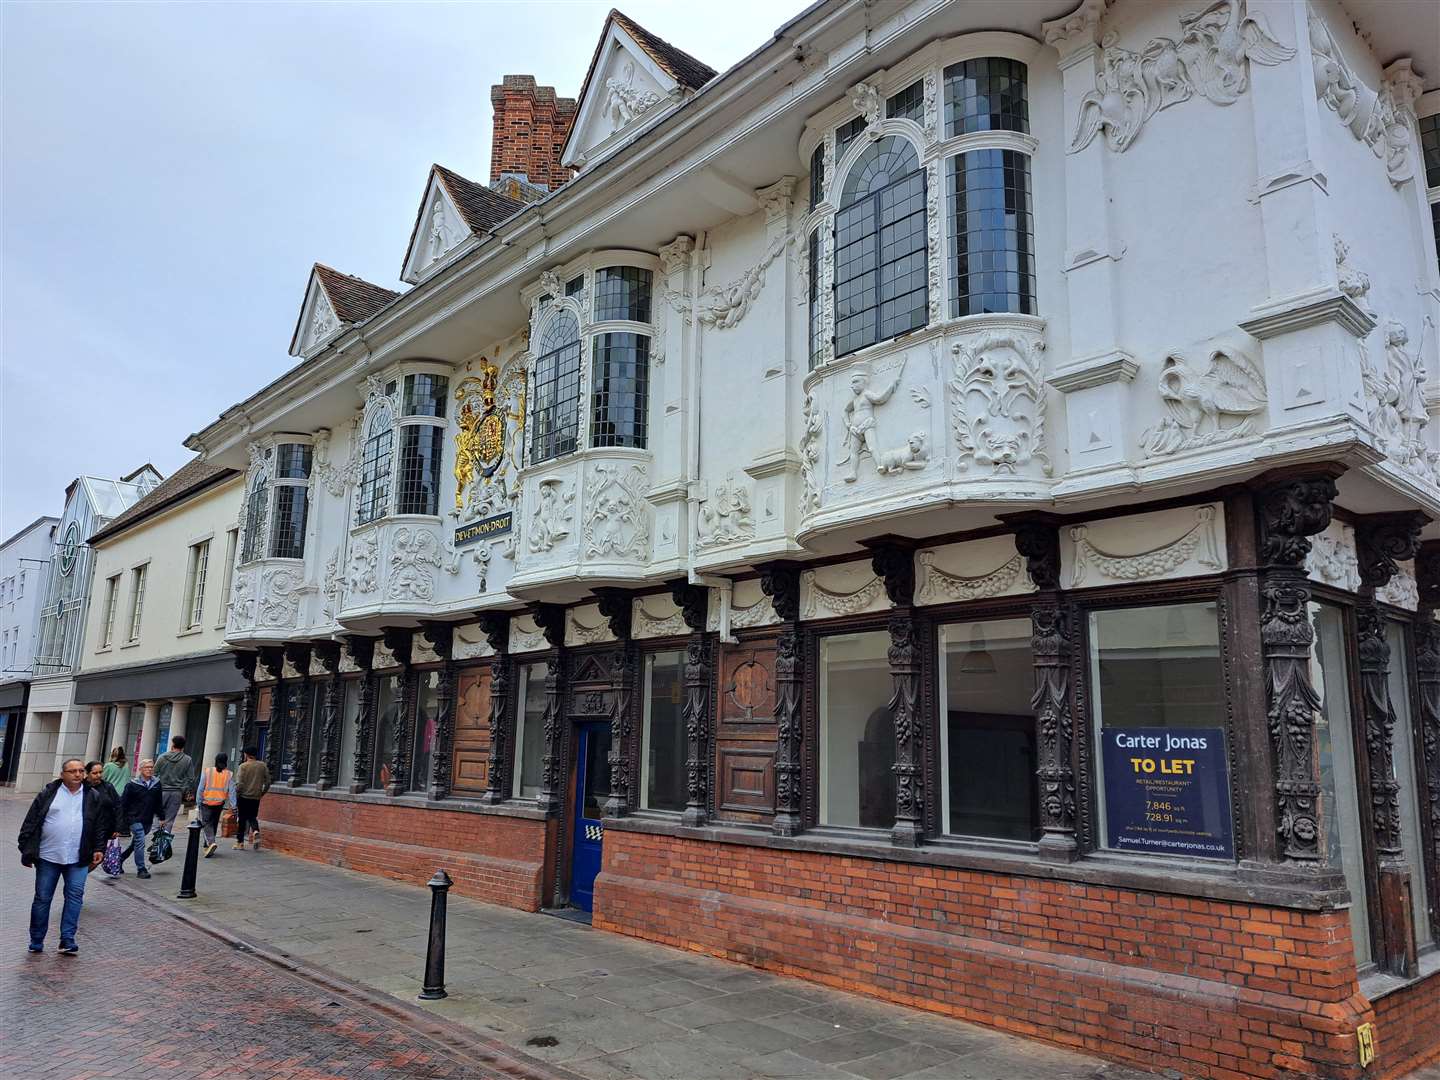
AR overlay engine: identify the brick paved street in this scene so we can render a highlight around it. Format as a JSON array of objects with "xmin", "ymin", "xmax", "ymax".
[
  {"xmin": 2, "ymin": 793, "xmax": 1169, "ymax": 1079},
  {"xmin": 1, "ymin": 795, "xmax": 570, "ymax": 1080}
]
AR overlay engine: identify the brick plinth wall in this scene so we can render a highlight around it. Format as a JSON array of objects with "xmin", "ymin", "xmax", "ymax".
[
  {"xmin": 1372, "ymin": 973, "xmax": 1440, "ymax": 1077},
  {"xmin": 595, "ymin": 831, "xmax": 1439, "ymax": 1079},
  {"xmin": 260, "ymin": 791, "xmax": 552, "ymax": 911}
]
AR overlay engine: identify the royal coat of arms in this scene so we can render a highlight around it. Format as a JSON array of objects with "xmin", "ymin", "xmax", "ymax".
[{"xmin": 453, "ymin": 359, "xmax": 525, "ymax": 512}]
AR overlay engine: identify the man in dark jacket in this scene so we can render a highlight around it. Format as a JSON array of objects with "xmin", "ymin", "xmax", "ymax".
[
  {"xmin": 18, "ymin": 758, "xmax": 111, "ymax": 954},
  {"xmin": 118, "ymin": 759, "xmax": 164, "ymax": 879}
]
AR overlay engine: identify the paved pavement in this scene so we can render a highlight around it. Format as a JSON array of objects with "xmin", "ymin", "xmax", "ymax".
[{"xmin": 4, "ymin": 793, "xmax": 1168, "ymax": 1080}]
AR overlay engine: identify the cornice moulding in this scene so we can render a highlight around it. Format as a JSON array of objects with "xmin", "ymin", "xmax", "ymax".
[
  {"xmin": 1048, "ymin": 351, "xmax": 1138, "ymax": 392},
  {"xmin": 1238, "ymin": 289, "xmax": 1376, "ymax": 341}
]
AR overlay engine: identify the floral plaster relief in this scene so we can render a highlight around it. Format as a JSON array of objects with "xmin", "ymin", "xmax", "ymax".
[
  {"xmin": 800, "ymin": 561, "xmax": 891, "ymax": 621},
  {"xmin": 916, "ymin": 536, "xmax": 1037, "ymax": 606},
  {"xmin": 1062, "ymin": 503, "xmax": 1226, "ymax": 588}
]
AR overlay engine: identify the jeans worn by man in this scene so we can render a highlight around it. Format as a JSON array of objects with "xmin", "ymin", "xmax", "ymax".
[
  {"xmin": 153, "ymin": 737, "xmax": 195, "ymax": 833},
  {"xmin": 17, "ymin": 759, "xmax": 111, "ymax": 954},
  {"xmin": 119, "ymin": 760, "xmax": 163, "ymax": 878}
]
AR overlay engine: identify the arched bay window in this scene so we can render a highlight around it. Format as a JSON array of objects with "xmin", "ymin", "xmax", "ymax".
[
  {"xmin": 530, "ymin": 311, "xmax": 582, "ymax": 463},
  {"xmin": 353, "ymin": 370, "xmax": 448, "ymax": 524},
  {"xmin": 240, "ymin": 468, "xmax": 269, "ymax": 563},
  {"xmin": 833, "ymin": 136, "xmax": 928, "ymax": 357},
  {"xmin": 944, "ymin": 58, "xmax": 1036, "ymax": 317},
  {"xmin": 239, "ymin": 440, "xmax": 313, "ymax": 563},
  {"xmin": 355, "ymin": 403, "xmax": 395, "ymax": 526}
]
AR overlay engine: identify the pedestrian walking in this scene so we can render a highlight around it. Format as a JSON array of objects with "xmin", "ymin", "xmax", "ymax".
[
  {"xmin": 18, "ymin": 758, "xmax": 113, "ymax": 954},
  {"xmin": 196, "ymin": 753, "xmax": 236, "ymax": 857},
  {"xmin": 153, "ymin": 735, "xmax": 195, "ymax": 834},
  {"xmin": 85, "ymin": 761, "xmax": 124, "ymax": 876},
  {"xmin": 234, "ymin": 746, "xmax": 270, "ymax": 850},
  {"xmin": 100, "ymin": 746, "xmax": 130, "ymax": 800},
  {"xmin": 119, "ymin": 760, "xmax": 163, "ymax": 879}
]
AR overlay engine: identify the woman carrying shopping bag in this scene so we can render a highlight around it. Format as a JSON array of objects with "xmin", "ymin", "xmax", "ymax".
[{"xmin": 196, "ymin": 753, "xmax": 236, "ymax": 859}]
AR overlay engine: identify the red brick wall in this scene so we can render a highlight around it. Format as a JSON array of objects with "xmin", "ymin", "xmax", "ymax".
[
  {"xmin": 1373, "ymin": 972, "xmax": 1440, "ymax": 1077},
  {"xmin": 489, "ymin": 75, "xmax": 575, "ymax": 190},
  {"xmin": 595, "ymin": 831, "xmax": 1438, "ymax": 1079},
  {"xmin": 260, "ymin": 791, "xmax": 552, "ymax": 911}
]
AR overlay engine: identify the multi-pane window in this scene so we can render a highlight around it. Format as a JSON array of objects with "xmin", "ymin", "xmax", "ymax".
[
  {"xmin": 641, "ymin": 651, "xmax": 686, "ymax": 812},
  {"xmin": 183, "ymin": 540, "xmax": 210, "ymax": 630},
  {"xmin": 594, "ymin": 266, "xmax": 651, "ymax": 323},
  {"xmin": 833, "ymin": 136, "xmax": 928, "ymax": 357},
  {"xmin": 809, "ymin": 143, "xmax": 825, "ymax": 209},
  {"xmin": 835, "ymin": 116, "xmax": 867, "ymax": 161},
  {"xmin": 513, "ymin": 662, "xmax": 548, "ymax": 799},
  {"xmin": 127, "ymin": 565, "xmax": 147, "ymax": 642},
  {"xmin": 885, "ymin": 81, "xmax": 923, "ymax": 123},
  {"xmin": 356, "ymin": 409, "xmax": 395, "ymax": 525},
  {"xmin": 944, "ymin": 57, "xmax": 1028, "ymax": 136},
  {"xmin": 101, "ymin": 574, "xmax": 120, "ymax": 649},
  {"xmin": 240, "ymin": 473, "xmax": 268, "ymax": 563},
  {"xmin": 1421, "ymin": 113, "xmax": 1439, "ymax": 276},
  {"xmin": 394, "ymin": 375, "xmax": 447, "ymax": 517},
  {"xmin": 807, "ymin": 231, "xmax": 822, "ymax": 369},
  {"xmin": 944, "ymin": 60, "xmax": 1036, "ymax": 318},
  {"xmin": 948, "ymin": 150, "xmax": 1036, "ymax": 317},
  {"xmin": 565, "ymin": 275, "xmax": 585, "ymax": 298},
  {"xmin": 218, "ymin": 528, "xmax": 238, "ymax": 626},
  {"xmin": 591, "ymin": 333, "xmax": 649, "ymax": 448},
  {"xmin": 939, "ymin": 618, "xmax": 1037, "ymax": 840},
  {"xmin": 269, "ymin": 444, "xmax": 312, "ymax": 558},
  {"xmin": 818, "ymin": 630, "xmax": 894, "ymax": 829},
  {"xmin": 530, "ymin": 313, "xmax": 583, "ymax": 464}
]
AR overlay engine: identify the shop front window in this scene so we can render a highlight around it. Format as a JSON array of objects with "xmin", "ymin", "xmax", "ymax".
[
  {"xmin": 938, "ymin": 617, "xmax": 1037, "ymax": 840},
  {"xmin": 371, "ymin": 675, "xmax": 401, "ymax": 790},
  {"xmin": 818, "ymin": 630, "xmax": 894, "ymax": 830},
  {"xmin": 641, "ymin": 650, "xmax": 686, "ymax": 812},
  {"xmin": 337, "ymin": 679, "xmax": 361, "ymax": 789},
  {"xmin": 304, "ymin": 683, "xmax": 324, "ymax": 784},
  {"xmin": 1312, "ymin": 603, "xmax": 1372, "ymax": 968},
  {"xmin": 411, "ymin": 670, "xmax": 440, "ymax": 793},
  {"xmin": 1386, "ymin": 621, "xmax": 1433, "ymax": 951},
  {"xmin": 513, "ymin": 662, "xmax": 548, "ymax": 799},
  {"xmin": 1090, "ymin": 602, "xmax": 1233, "ymax": 861}
]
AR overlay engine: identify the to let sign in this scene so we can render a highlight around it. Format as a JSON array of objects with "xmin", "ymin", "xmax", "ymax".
[{"xmin": 1101, "ymin": 726, "xmax": 1233, "ymax": 860}]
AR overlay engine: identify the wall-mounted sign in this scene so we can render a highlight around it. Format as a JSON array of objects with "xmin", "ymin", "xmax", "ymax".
[
  {"xmin": 454, "ymin": 512, "xmax": 512, "ymax": 548},
  {"xmin": 1101, "ymin": 726, "xmax": 1233, "ymax": 860},
  {"xmin": 58, "ymin": 522, "xmax": 80, "ymax": 577}
]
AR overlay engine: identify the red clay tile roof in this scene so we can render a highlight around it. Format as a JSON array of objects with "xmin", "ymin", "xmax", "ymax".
[
  {"xmin": 609, "ymin": 10, "xmax": 717, "ymax": 91},
  {"xmin": 313, "ymin": 264, "xmax": 401, "ymax": 324},
  {"xmin": 88, "ymin": 457, "xmax": 238, "ymax": 545},
  {"xmin": 434, "ymin": 165, "xmax": 526, "ymax": 233}
]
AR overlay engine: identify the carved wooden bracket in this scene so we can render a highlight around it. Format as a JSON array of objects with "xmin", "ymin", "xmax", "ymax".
[
  {"xmin": 1356, "ymin": 512, "xmax": 1426, "ymax": 591},
  {"xmin": 594, "ymin": 588, "xmax": 634, "ymax": 641},
  {"xmin": 532, "ymin": 604, "xmax": 566, "ymax": 650},
  {"xmin": 1252, "ymin": 467, "xmax": 1343, "ymax": 568},
  {"xmin": 864, "ymin": 536, "xmax": 917, "ymax": 607},
  {"xmin": 419, "ymin": 621, "xmax": 455, "ymax": 662},
  {"xmin": 311, "ymin": 640, "xmax": 341, "ymax": 675},
  {"xmin": 257, "ymin": 647, "xmax": 285, "ymax": 682},
  {"xmin": 381, "ymin": 627, "xmax": 413, "ymax": 667},
  {"xmin": 230, "ymin": 649, "xmax": 258, "ymax": 681},
  {"xmin": 341, "ymin": 635, "xmax": 375, "ymax": 671},
  {"xmin": 477, "ymin": 612, "xmax": 510, "ymax": 655},
  {"xmin": 668, "ymin": 580, "xmax": 709, "ymax": 634},
  {"xmin": 758, "ymin": 561, "xmax": 803, "ymax": 623},
  {"xmin": 1008, "ymin": 514, "xmax": 1064, "ymax": 591}
]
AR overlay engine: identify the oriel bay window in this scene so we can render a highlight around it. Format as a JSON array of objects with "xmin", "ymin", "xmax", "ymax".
[
  {"xmin": 938, "ymin": 617, "xmax": 1037, "ymax": 841},
  {"xmin": 1088, "ymin": 602, "xmax": 1232, "ymax": 861},
  {"xmin": 833, "ymin": 136, "xmax": 927, "ymax": 357},
  {"xmin": 529, "ymin": 313, "xmax": 582, "ymax": 463},
  {"xmin": 640, "ymin": 650, "xmax": 686, "ymax": 812},
  {"xmin": 239, "ymin": 440, "xmax": 314, "ymax": 563},
  {"xmin": 818, "ymin": 629, "xmax": 894, "ymax": 830},
  {"xmin": 396, "ymin": 374, "xmax": 448, "ymax": 516}
]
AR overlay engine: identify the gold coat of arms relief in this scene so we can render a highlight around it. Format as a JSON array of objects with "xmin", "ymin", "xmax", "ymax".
[{"xmin": 453, "ymin": 358, "xmax": 526, "ymax": 513}]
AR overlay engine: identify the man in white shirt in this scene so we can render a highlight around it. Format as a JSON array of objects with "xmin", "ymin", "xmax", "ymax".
[{"xmin": 17, "ymin": 758, "xmax": 110, "ymax": 955}]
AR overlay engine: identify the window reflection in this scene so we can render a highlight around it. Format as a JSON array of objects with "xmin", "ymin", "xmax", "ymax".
[{"xmin": 819, "ymin": 631, "xmax": 894, "ymax": 829}]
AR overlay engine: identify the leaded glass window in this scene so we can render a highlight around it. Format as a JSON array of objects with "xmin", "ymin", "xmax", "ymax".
[
  {"xmin": 594, "ymin": 266, "xmax": 652, "ymax": 323},
  {"xmin": 944, "ymin": 57, "xmax": 1028, "ymax": 137},
  {"xmin": 268, "ymin": 442, "xmax": 312, "ymax": 559},
  {"xmin": 396, "ymin": 425, "xmax": 445, "ymax": 515},
  {"xmin": 886, "ymin": 81, "xmax": 924, "ymax": 124},
  {"xmin": 355, "ymin": 410, "xmax": 394, "ymax": 525},
  {"xmin": 591, "ymin": 333, "xmax": 649, "ymax": 448},
  {"xmin": 530, "ymin": 312, "xmax": 582, "ymax": 463},
  {"xmin": 240, "ymin": 475, "xmax": 268, "ymax": 562},
  {"xmin": 833, "ymin": 136, "xmax": 928, "ymax": 357},
  {"xmin": 948, "ymin": 149, "xmax": 1036, "ymax": 317},
  {"xmin": 1419, "ymin": 113, "xmax": 1440, "ymax": 189},
  {"xmin": 836, "ymin": 116, "xmax": 867, "ymax": 160},
  {"xmin": 807, "ymin": 231, "xmax": 822, "ymax": 369},
  {"xmin": 403, "ymin": 373, "xmax": 448, "ymax": 418},
  {"xmin": 809, "ymin": 143, "xmax": 825, "ymax": 209}
]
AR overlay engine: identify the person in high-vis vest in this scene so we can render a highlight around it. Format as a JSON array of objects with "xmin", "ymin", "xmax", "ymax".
[{"xmin": 196, "ymin": 754, "xmax": 236, "ymax": 859}]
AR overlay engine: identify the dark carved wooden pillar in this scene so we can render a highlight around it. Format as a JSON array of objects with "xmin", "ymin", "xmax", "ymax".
[
  {"xmin": 382, "ymin": 628, "xmax": 414, "ymax": 796},
  {"xmin": 1416, "ymin": 543, "xmax": 1440, "ymax": 945},
  {"xmin": 477, "ymin": 614, "xmax": 511, "ymax": 804},
  {"xmin": 867, "ymin": 540, "xmax": 923, "ymax": 847},
  {"xmin": 671, "ymin": 580, "xmax": 711, "ymax": 827},
  {"xmin": 344, "ymin": 637, "xmax": 375, "ymax": 793},
  {"xmin": 1014, "ymin": 519, "xmax": 1076, "ymax": 862},
  {"xmin": 1355, "ymin": 511, "xmax": 1426, "ymax": 975},
  {"xmin": 312, "ymin": 642, "xmax": 342, "ymax": 790},
  {"xmin": 421, "ymin": 623, "xmax": 456, "ymax": 801},
  {"xmin": 283, "ymin": 644, "xmax": 313, "ymax": 788},
  {"xmin": 534, "ymin": 604, "xmax": 566, "ymax": 816},
  {"xmin": 761, "ymin": 562, "xmax": 804, "ymax": 837},
  {"xmin": 1253, "ymin": 468, "xmax": 1342, "ymax": 864},
  {"xmin": 596, "ymin": 590, "xmax": 636, "ymax": 817},
  {"xmin": 233, "ymin": 651, "xmax": 258, "ymax": 750}
]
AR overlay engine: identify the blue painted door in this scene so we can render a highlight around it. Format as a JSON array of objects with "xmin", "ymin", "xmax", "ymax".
[{"xmin": 570, "ymin": 721, "xmax": 612, "ymax": 912}]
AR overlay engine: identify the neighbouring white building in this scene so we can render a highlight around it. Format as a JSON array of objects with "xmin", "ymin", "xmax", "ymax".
[
  {"xmin": 181, "ymin": 3, "xmax": 1440, "ymax": 1076},
  {"xmin": 0, "ymin": 515, "xmax": 59, "ymax": 782}
]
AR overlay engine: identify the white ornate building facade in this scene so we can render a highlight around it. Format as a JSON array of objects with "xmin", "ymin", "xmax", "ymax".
[{"xmin": 186, "ymin": 3, "xmax": 1440, "ymax": 1075}]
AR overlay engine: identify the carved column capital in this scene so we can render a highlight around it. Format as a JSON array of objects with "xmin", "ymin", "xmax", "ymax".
[
  {"xmin": 1355, "ymin": 512, "xmax": 1427, "ymax": 591},
  {"xmin": 477, "ymin": 612, "xmax": 510, "ymax": 655},
  {"xmin": 1010, "ymin": 516, "xmax": 1063, "ymax": 591},
  {"xmin": 1252, "ymin": 467, "xmax": 1343, "ymax": 568},
  {"xmin": 341, "ymin": 635, "xmax": 375, "ymax": 671},
  {"xmin": 1041, "ymin": 0, "xmax": 1106, "ymax": 59},
  {"xmin": 531, "ymin": 604, "xmax": 566, "ymax": 650},
  {"xmin": 381, "ymin": 627, "xmax": 413, "ymax": 667},
  {"xmin": 758, "ymin": 561, "xmax": 803, "ymax": 623},
  {"xmin": 230, "ymin": 649, "xmax": 258, "ymax": 681},
  {"xmin": 419, "ymin": 621, "xmax": 455, "ymax": 662},
  {"xmin": 668, "ymin": 580, "xmax": 709, "ymax": 634},
  {"xmin": 864, "ymin": 537, "xmax": 917, "ymax": 607},
  {"xmin": 594, "ymin": 588, "xmax": 633, "ymax": 641},
  {"xmin": 311, "ymin": 640, "xmax": 341, "ymax": 675}
]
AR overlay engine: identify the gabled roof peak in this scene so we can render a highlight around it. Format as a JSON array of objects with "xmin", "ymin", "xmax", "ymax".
[
  {"xmin": 606, "ymin": 10, "xmax": 716, "ymax": 92},
  {"xmin": 289, "ymin": 263, "xmax": 401, "ymax": 357},
  {"xmin": 399, "ymin": 164, "xmax": 526, "ymax": 285}
]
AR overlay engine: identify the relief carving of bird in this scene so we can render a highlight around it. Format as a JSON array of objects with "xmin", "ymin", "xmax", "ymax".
[{"xmin": 1156, "ymin": 348, "xmax": 1267, "ymax": 438}]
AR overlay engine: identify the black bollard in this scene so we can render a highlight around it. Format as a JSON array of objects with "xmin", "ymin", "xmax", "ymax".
[
  {"xmin": 177, "ymin": 817, "xmax": 202, "ymax": 900},
  {"xmin": 418, "ymin": 869, "xmax": 453, "ymax": 1000}
]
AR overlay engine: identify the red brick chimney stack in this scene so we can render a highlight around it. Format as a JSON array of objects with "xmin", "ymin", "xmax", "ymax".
[{"xmin": 489, "ymin": 75, "xmax": 577, "ymax": 198}]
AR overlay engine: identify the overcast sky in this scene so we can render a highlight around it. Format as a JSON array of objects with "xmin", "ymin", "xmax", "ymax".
[{"xmin": 1, "ymin": 0, "xmax": 802, "ymax": 536}]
